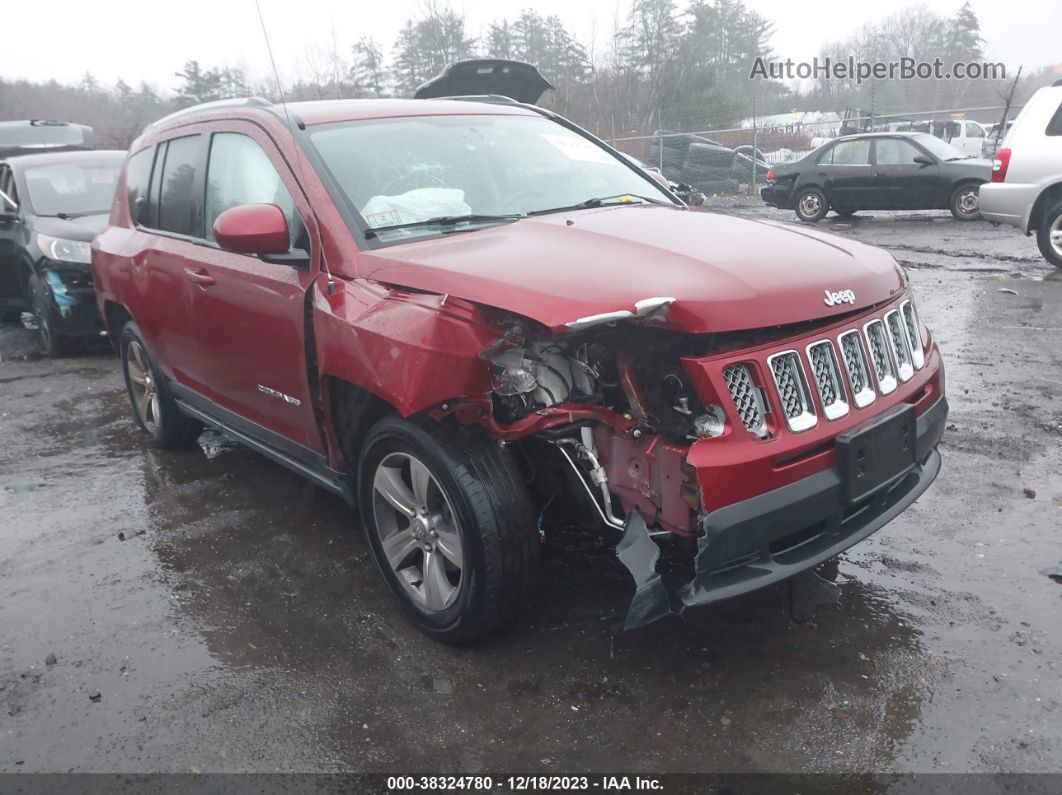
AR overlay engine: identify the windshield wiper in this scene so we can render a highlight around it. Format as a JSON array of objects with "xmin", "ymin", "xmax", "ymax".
[
  {"xmin": 364, "ymin": 213, "xmax": 523, "ymax": 239},
  {"xmin": 527, "ymin": 193, "xmax": 674, "ymax": 217},
  {"xmin": 54, "ymin": 211, "xmax": 101, "ymax": 219}
]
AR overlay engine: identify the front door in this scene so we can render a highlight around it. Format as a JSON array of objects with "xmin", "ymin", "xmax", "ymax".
[
  {"xmin": 178, "ymin": 123, "xmax": 323, "ymax": 453},
  {"xmin": 0, "ymin": 164, "xmax": 23, "ymax": 307},
  {"xmin": 871, "ymin": 138, "xmax": 942, "ymax": 209}
]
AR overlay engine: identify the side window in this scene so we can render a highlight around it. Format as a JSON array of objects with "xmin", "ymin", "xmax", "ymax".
[
  {"xmin": 966, "ymin": 122, "xmax": 985, "ymax": 138},
  {"xmin": 157, "ymin": 135, "xmax": 204, "ymax": 237},
  {"xmin": 205, "ymin": 133, "xmax": 299, "ymax": 247},
  {"xmin": 1047, "ymin": 100, "xmax": 1062, "ymax": 136},
  {"xmin": 125, "ymin": 147, "xmax": 154, "ymax": 225},
  {"xmin": 825, "ymin": 140, "xmax": 871, "ymax": 166},
  {"xmin": 0, "ymin": 165, "xmax": 18, "ymax": 210},
  {"xmin": 145, "ymin": 142, "xmax": 166, "ymax": 228},
  {"xmin": 875, "ymin": 139, "xmax": 922, "ymax": 165}
]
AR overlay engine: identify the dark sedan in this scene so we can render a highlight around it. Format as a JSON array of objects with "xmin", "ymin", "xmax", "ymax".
[
  {"xmin": 0, "ymin": 150, "xmax": 125, "ymax": 354},
  {"xmin": 761, "ymin": 132, "xmax": 992, "ymax": 222}
]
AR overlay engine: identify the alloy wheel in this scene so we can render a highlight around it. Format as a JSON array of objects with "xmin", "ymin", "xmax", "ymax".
[
  {"xmin": 1051, "ymin": 214, "xmax": 1062, "ymax": 259},
  {"xmin": 126, "ymin": 340, "xmax": 161, "ymax": 433},
  {"xmin": 372, "ymin": 452, "xmax": 464, "ymax": 613}
]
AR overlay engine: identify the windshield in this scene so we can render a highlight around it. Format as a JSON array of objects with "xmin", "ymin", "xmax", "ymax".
[
  {"xmin": 23, "ymin": 158, "xmax": 123, "ymax": 217},
  {"xmin": 913, "ymin": 134, "xmax": 966, "ymax": 161},
  {"xmin": 308, "ymin": 114, "xmax": 675, "ymax": 242}
]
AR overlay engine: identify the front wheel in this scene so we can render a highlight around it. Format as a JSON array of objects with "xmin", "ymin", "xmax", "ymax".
[
  {"xmin": 1036, "ymin": 200, "xmax": 1062, "ymax": 268},
  {"xmin": 27, "ymin": 273, "xmax": 74, "ymax": 357},
  {"xmin": 794, "ymin": 188, "xmax": 829, "ymax": 222},
  {"xmin": 949, "ymin": 183, "xmax": 981, "ymax": 221},
  {"xmin": 358, "ymin": 416, "xmax": 538, "ymax": 644}
]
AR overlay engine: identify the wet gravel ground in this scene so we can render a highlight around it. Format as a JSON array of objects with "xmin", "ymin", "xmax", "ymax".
[{"xmin": 1, "ymin": 206, "xmax": 1060, "ymax": 776}]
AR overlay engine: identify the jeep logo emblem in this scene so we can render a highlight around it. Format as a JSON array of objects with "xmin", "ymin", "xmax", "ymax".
[{"xmin": 824, "ymin": 289, "xmax": 856, "ymax": 307}]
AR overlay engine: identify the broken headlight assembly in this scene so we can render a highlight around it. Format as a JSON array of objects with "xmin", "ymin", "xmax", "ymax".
[{"xmin": 37, "ymin": 233, "xmax": 91, "ymax": 265}]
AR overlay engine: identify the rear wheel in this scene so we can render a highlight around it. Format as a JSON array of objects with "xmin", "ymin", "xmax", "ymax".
[
  {"xmin": 1036, "ymin": 200, "xmax": 1062, "ymax": 268},
  {"xmin": 794, "ymin": 188, "xmax": 829, "ymax": 222},
  {"xmin": 119, "ymin": 321, "xmax": 201, "ymax": 448},
  {"xmin": 358, "ymin": 416, "xmax": 538, "ymax": 644},
  {"xmin": 949, "ymin": 183, "xmax": 981, "ymax": 221}
]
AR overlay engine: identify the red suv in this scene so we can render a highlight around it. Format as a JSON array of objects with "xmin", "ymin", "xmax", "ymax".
[{"xmin": 93, "ymin": 97, "xmax": 947, "ymax": 642}]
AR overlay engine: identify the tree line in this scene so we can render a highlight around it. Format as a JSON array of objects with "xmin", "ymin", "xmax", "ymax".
[{"xmin": 1, "ymin": 0, "xmax": 1055, "ymax": 149}]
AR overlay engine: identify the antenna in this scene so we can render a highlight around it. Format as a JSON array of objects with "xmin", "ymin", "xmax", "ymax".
[{"xmin": 255, "ymin": 0, "xmax": 337, "ymax": 294}]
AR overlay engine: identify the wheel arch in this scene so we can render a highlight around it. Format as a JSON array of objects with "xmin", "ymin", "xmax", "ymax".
[
  {"xmin": 323, "ymin": 375, "xmax": 399, "ymax": 472},
  {"xmin": 1027, "ymin": 181, "xmax": 1062, "ymax": 234},
  {"xmin": 102, "ymin": 300, "xmax": 133, "ymax": 349}
]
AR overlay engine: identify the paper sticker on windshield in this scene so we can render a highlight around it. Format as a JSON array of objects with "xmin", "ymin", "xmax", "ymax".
[
  {"xmin": 540, "ymin": 134, "xmax": 615, "ymax": 164},
  {"xmin": 365, "ymin": 209, "xmax": 403, "ymax": 227}
]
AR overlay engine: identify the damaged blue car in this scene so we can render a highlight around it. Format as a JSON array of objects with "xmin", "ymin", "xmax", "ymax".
[{"xmin": 0, "ymin": 149, "xmax": 125, "ymax": 355}]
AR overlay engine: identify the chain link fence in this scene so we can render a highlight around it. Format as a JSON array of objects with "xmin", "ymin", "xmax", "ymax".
[{"xmin": 607, "ymin": 104, "xmax": 1021, "ymax": 196}]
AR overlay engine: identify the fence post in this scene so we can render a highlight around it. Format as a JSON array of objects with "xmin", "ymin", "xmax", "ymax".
[
  {"xmin": 610, "ymin": 115, "xmax": 616, "ymax": 147},
  {"xmin": 751, "ymin": 95, "xmax": 758, "ymax": 192},
  {"xmin": 657, "ymin": 108, "xmax": 663, "ymax": 171}
]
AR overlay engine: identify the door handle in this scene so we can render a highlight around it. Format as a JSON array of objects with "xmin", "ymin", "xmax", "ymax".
[{"xmin": 184, "ymin": 267, "xmax": 216, "ymax": 287}]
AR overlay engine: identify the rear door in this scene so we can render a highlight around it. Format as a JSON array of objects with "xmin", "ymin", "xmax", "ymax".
[
  {"xmin": 0, "ymin": 164, "xmax": 20, "ymax": 304},
  {"xmin": 871, "ymin": 137, "xmax": 941, "ymax": 209},
  {"xmin": 817, "ymin": 139, "xmax": 873, "ymax": 208},
  {"xmin": 178, "ymin": 122, "xmax": 322, "ymax": 452}
]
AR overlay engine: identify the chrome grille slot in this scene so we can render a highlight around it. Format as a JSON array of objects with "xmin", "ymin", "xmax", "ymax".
[
  {"xmin": 806, "ymin": 340, "xmax": 849, "ymax": 420},
  {"xmin": 838, "ymin": 330, "xmax": 876, "ymax": 408},
  {"xmin": 722, "ymin": 363, "xmax": 768, "ymax": 438},
  {"xmin": 885, "ymin": 310, "xmax": 914, "ymax": 382},
  {"xmin": 901, "ymin": 300, "xmax": 924, "ymax": 369},
  {"xmin": 767, "ymin": 351, "xmax": 817, "ymax": 432},
  {"xmin": 864, "ymin": 320, "xmax": 897, "ymax": 395}
]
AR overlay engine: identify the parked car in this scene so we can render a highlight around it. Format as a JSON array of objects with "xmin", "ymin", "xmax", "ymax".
[
  {"xmin": 761, "ymin": 132, "xmax": 992, "ymax": 222},
  {"xmin": 0, "ymin": 150, "xmax": 125, "ymax": 352},
  {"xmin": 93, "ymin": 96, "xmax": 947, "ymax": 643},
  {"xmin": 978, "ymin": 81, "xmax": 1062, "ymax": 267},
  {"xmin": 874, "ymin": 119, "xmax": 987, "ymax": 158},
  {"xmin": 0, "ymin": 120, "xmax": 95, "ymax": 159}
]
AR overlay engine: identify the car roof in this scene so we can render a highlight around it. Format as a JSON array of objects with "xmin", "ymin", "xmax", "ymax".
[
  {"xmin": 3, "ymin": 149, "xmax": 126, "ymax": 169},
  {"xmin": 835, "ymin": 131, "xmax": 929, "ymax": 141}
]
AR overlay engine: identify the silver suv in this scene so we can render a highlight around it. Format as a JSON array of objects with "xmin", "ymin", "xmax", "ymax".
[{"xmin": 979, "ymin": 82, "xmax": 1062, "ymax": 267}]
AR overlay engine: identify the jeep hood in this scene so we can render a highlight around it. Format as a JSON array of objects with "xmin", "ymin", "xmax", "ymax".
[{"xmin": 358, "ymin": 205, "xmax": 907, "ymax": 334}]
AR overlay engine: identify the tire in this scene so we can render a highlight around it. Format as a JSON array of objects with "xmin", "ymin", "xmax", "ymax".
[
  {"xmin": 949, "ymin": 183, "xmax": 981, "ymax": 221},
  {"xmin": 27, "ymin": 273, "xmax": 74, "ymax": 357},
  {"xmin": 1036, "ymin": 200, "xmax": 1062, "ymax": 268},
  {"xmin": 794, "ymin": 188, "xmax": 829, "ymax": 222},
  {"xmin": 358, "ymin": 416, "xmax": 538, "ymax": 644},
  {"xmin": 119, "ymin": 321, "xmax": 201, "ymax": 448}
]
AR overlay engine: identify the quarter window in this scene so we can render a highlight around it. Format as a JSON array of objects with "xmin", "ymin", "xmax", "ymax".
[
  {"xmin": 205, "ymin": 133, "xmax": 298, "ymax": 247},
  {"xmin": 821, "ymin": 139, "xmax": 871, "ymax": 166},
  {"xmin": 156, "ymin": 135, "xmax": 204, "ymax": 237},
  {"xmin": 125, "ymin": 147, "xmax": 154, "ymax": 225},
  {"xmin": 1047, "ymin": 100, "xmax": 1062, "ymax": 136}
]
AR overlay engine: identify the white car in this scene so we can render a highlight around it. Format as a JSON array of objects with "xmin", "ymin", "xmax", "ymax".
[{"xmin": 979, "ymin": 81, "xmax": 1062, "ymax": 267}]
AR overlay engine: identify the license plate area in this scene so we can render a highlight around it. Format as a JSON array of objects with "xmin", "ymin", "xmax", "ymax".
[{"xmin": 837, "ymin": 403, "xmax": 916, "ymax": 503}]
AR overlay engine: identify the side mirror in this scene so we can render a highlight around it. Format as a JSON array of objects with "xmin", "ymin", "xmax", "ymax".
[
  {"xmin": 213, "ymin": 203, "xmax": 291, "ymax": 256},
  {"xmin": 913, "ymin": 155, "xmax": 933, "ymax": 167}
]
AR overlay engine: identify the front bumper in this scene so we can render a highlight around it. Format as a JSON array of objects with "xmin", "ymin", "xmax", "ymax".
[
  {"xmin": 619, "ymin": 395, "xmax": 948, "ymax": 629},
  {"xmin": 39, "ymin": 268, "xmax": 103, "ymax": 337}
]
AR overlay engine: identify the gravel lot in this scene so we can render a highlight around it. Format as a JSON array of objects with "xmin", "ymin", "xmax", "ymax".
[{"xmin": 1, "ymin": 205, "xmax": 1060, "ymax": 776}]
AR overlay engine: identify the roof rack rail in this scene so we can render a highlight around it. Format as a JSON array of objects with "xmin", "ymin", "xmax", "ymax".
[
  {"xmin": 144, "ymin": 96, "xmax": 274, "ymax": 132},
  {"xmin": 435, "ymin": 94, "xmax": 521, "ymax": 105}
]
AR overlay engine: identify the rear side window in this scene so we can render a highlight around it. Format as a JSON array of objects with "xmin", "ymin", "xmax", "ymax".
[
  {"xmin": 125, "ymin": 147, "xmax": 153, "ymax": 224},
  {"xmin": 205, "ymin": 133, "xmax": 298, "ymax": 246},
  {"xmin": 156, "ymin": 134, "xmax": 204, "ymax": 237},
  {"xmin": 1047, "ymin": 100, "xmax": 1062, "ymax": 136},
  {"xmin": 820, "ymin": 140, "xmax": 871, "ymax": 165},
  {"xmin": 875, "ymin": 139, "xmax": 921, "ymax": 165}
]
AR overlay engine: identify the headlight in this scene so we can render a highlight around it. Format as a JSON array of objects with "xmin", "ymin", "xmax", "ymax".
[{"xmin": 37, "ymin": 234, "xmax": 91, "ymax": 265}]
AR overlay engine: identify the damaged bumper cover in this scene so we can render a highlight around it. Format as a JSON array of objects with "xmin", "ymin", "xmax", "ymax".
[{"xmin": 618, "ymin": 395, "xmax": 948, "ymax": 629}]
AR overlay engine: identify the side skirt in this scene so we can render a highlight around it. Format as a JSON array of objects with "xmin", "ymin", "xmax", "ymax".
[{"xmin": 171, "ymin": 382, "xmax": 354, "ymax": 505}]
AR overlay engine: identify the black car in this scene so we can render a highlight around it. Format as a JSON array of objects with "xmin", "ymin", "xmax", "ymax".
[
  {"xmin": 760, "ymin": 132, "xmax": 992, "ymax": 222},
  {"xmin": 0, "ymin": 120, "xmax": 95, "ymax": 160},
  {"xmin": 0, "ymin": 150, "xmax": 125, "ymax": 354}
]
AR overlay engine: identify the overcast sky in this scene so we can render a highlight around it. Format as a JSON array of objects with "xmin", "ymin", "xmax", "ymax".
[{"xmin": 1, "ymin": 0, "xmax": 1056, "ymax": 92}]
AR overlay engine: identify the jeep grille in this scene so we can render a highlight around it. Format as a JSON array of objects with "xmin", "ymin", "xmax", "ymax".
[
  {"xmin": 722, "ymin": 363, "xmax": 768, "ymax": 438},
  {"xmin": 768, "ymin": 351, "xmax": 817, "ymax": 432}
]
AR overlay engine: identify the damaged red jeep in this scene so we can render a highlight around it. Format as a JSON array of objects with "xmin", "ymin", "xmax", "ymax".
[{"xmin": 93, "ymin": 95, "xmax": 947, "ymax": 642}]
